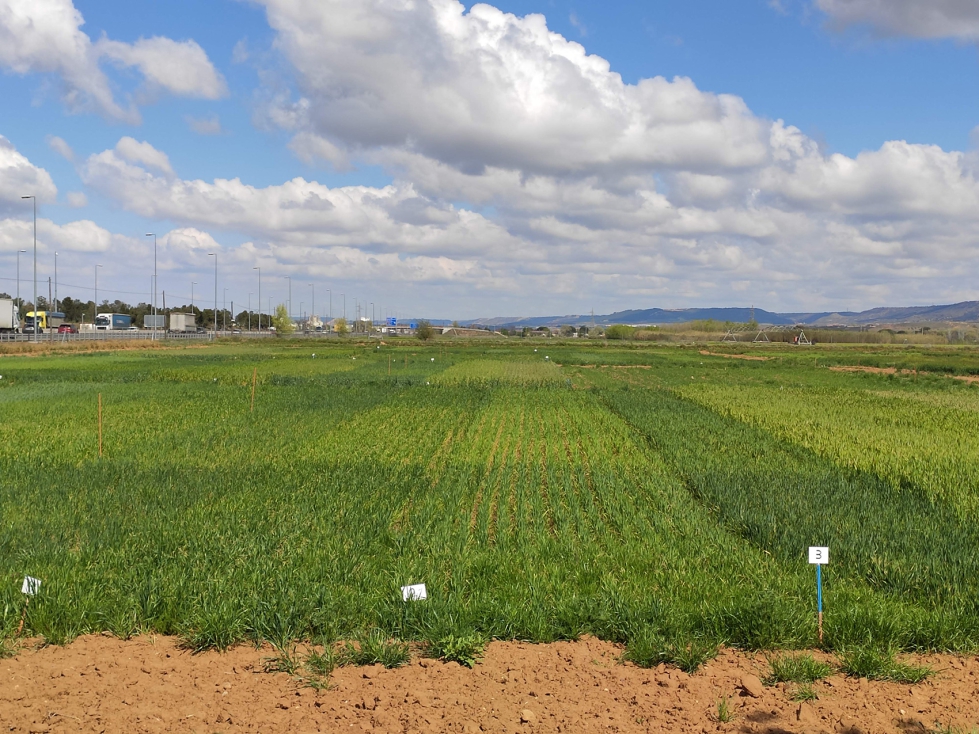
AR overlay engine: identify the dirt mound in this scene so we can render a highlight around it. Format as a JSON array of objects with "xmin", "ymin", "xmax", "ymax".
[{"xmin": 1, "ymin": 635, "xmax": 974, "ymax": 733}]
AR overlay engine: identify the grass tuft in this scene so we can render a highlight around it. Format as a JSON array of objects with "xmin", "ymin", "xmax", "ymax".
[
  {"xmin": 262, "ymin": 646, "xmax": 302, "ymax": 676},
  {"xmin": 838, "ymin": 646, "xmax": 933, "ymax": 683},
  {"xmin": 790, "ymin": 682, "xmax": 819, "ymax": 702},
  {"xmin": 344, "ymin": 630, "xmax": 411, "ymax": 668},
  {"xmin": 764, "ymin": 653, "xmax": 833, "ymax": 685},
  {"xmin": 715, "ymin": 697, "xmax": 734, "ymax": 723},
  {"xmin": 624, "ymin": 629, "xmax": 718, "ymax": 673}
]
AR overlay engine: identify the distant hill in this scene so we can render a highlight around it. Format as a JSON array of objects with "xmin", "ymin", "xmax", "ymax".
[{"xmin": 468, "ymin": 301, "xmax": 979, "ymax": 329}]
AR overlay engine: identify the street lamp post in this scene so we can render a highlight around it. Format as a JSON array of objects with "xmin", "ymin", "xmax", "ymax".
[
  {"xmin": 192, "ymin": 282, "xmax": 196, "ymax": 312},
  {"xmin": 94, "ymin": 264, "xmax": 102, "ymax": 327},
  {"xmin": 283, "ymin": 275, "xmax": 291, "ymax": 326},
  {"xmin": 54, "ymin": 251, "xmax": 58, "ymax": 313},
  {"xmin": 248, "ymin": 292, "xmax": 252, "ymax": 331},
  {"xmin": 21, "ymin": 196, "xmax": 36, "ymax": 342},
  {"xmin": 253, "ymin": 267, "xmax": 261, "ymax": 331},
  {"xmin": 145, "ymin": 234, "xmax": 157, "ymax": 340},
  {"xmin": 208, "ymin": 252, "xmax": 217, "ymax": 339},
  {"xmin": 16, "ymin": 248, "xmax": 25, "ymax": 329},
  {"xmin": 309, "ymin": 283, "xmax": 314, "ymax": 330},
  {"xmin": 341, "ymin": 293, "xmax": 345, "ymax": 321},
  {"xmin": 223, "ymin": 288, "xmax": 227, "ymax": 332}
]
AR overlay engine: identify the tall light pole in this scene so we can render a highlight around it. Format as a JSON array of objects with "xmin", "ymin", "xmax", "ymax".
[
  {"xmin": 16, "ymin": 248, "xmax": 25, "ymax": 326},
  {"xmin": 283, "ymin": 275, "xmax": 291, "ymax": 325},
  {"xmin": 327, "ymin": 289, "xmax": 331, "ymax": 321},
  {"xmin": 54, "ymin": 251, "xmax": 58, "ymax": 313},
  {"xmin": 341, "ymin": 293, "xmax": 345, "ymax": 321},
  {"xmin": 248, "ymin": 292, "xmax": 252, "ymax": 331},
  {"xmin": 145, "ymin": 234, "xmax": 157, "ymax": 340},
  {"xmin": 223, "ymin": 287, "xmax": 227, "ymax": 332},
  {"xmin": 253, "ymin": 267, "xmax": 261, "ymax": 331},
  {"xmin": 191, "ymin": 281, "xmax": 197, "ymax": 312},
  {"xmin": 94, "ymin": 264, "xmax": 102, "ymax": 326},
  {"xmin": 309, "ymin": 283, "xmax": 314, "ymax": 328},
  {"xmin": 21, "ymin": 196, "xmax": 36, "ymax": 342},
  {"xmin": 208, "ymin": 252, "xmax": 217, "ymax": 339}
]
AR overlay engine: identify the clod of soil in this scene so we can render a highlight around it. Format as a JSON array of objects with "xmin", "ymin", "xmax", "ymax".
[{"xmin": 0, "ymin": 635, "xmax": 973, "ymax": 733}]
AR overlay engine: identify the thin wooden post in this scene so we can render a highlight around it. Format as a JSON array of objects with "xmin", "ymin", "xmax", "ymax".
[
  {"xmin": 98, "ymin": 393, "xmax": 103, "ymax": 458},
  {"xmin": 251, "ymin": 367, "xmax": 257, "ymax": 412},
  {"xmin": 16, "ymin": 597, "xmax": 29, "ymax": 636}
]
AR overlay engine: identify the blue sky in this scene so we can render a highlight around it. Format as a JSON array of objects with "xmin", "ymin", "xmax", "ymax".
[{"xmin": 1, "ymin": 0, "xmax": 979, "ymax": 318}]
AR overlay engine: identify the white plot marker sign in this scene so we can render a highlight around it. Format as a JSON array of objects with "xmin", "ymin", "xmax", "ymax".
[
  {"xmin": 21, "ymin": 576, "xmax": 41, "ymax": 596},
  {"xmin": 18, "ymin": 576, "xmax": 41, "ymax": 635},
  {"xmin": 401, "ymin": 583, "xmax": 427, "ymax": 602},
  {"xmin": 808, "ymin": 547, "xmax": 828, "ymax": 643}
]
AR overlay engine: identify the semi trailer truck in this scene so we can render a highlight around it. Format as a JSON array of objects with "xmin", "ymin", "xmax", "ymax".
[
  {"xmin": 95, "ymin": 313, "xmax": 133, "ymax": 330},
  {"xmin": 0, "ymin": 298, "xmax": 19, "ymax": 333}
]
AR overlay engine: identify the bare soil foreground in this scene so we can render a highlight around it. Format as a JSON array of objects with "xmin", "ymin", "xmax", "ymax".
[{"xmin": 2, "ymin": 636, "xmax": 976, "ymax": 734}]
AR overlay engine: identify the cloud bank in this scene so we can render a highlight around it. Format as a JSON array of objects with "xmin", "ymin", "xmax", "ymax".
[{"xmin": 0, "ymin": 0, "xmax": 226, "ymax": 123}]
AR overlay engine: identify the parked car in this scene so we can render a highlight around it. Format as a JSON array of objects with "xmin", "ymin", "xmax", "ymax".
[{"xmin": 57, "ymin": 324, "xmax": 77, "ymax": 334}]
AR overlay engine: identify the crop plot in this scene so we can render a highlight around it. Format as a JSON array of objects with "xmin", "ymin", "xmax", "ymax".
[{"xmin": 2, "ymin": 341, "xmax": 979, "ymax": 659}]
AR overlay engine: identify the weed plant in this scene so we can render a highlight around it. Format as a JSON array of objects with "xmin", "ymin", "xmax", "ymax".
[{"xmin": 427, "ymin": 634, "xmax": 487, "ymax": 667}]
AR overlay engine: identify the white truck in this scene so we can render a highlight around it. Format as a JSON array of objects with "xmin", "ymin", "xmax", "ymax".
[
  {"xmin": 0, "ymin": 298, "xmax": 20, "ymax": 333},
  {"xmin": 169, "ymin": 312, "xmax": 197, "ymax": 332}
]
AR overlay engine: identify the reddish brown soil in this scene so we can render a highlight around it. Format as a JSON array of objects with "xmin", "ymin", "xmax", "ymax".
[
  {"xmin": 2, "ymin": 635, "xmax": 975, "ymax": 733},
  {"xmin": 698, "ymin": 351, "xmax": 769, "ymax": 361},
  {"xmin": 828, "ymin": 366, "xmax": 910, "ymax": 375}
]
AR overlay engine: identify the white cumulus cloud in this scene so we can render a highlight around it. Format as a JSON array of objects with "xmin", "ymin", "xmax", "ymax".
[
  {"xmin": 0, "ymin": 0, "xmax": 225, "ymax": 122},
  {"xmin": 0, "ymin": 135, "xmax": 57, "ymax": 213},
  {"xmin": 114, "ymin": 137, "xmax": 174, "ymax": 176},
  {"xmin": 97, "ymin": 36, "xmax": 227, "ymax": 99}
]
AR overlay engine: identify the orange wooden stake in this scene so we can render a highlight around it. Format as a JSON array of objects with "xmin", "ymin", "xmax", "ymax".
[
  {"xmin": 251, "ymin": 367, "xmax": 257, "ymax": 412},
  {"xmin": 16, "ymin": 598, "xmax": 29, "ymax": 636},
  {"xmin": 98, "ymin": 392, "xmax": 103, "ymax": 458}
]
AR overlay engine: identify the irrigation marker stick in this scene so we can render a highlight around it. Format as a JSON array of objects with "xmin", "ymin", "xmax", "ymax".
[
  {"xmin": 251, "ymin": 367, "xmax": 257, "ymax": 412},
  {"xmin": 808, "ymin": 546, "xmax": 829, "ymax": 643},
  {"xmin": 98, "ymin": 393, "xmax": 103, "ymax": 458}
]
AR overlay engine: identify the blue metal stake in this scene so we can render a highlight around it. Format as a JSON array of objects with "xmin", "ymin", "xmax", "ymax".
[{"xmin": 817, "ymin": 564, "xmax": 824, "ymax": 643}]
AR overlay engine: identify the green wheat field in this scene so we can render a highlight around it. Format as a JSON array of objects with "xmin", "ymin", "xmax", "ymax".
[{"xmin": 3, "ymin": 340, "xmax": 979, "ymax": 665}]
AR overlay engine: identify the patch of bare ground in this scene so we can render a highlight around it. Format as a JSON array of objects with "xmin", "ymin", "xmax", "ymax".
[
  {"xmin": 0, "ymin": 340, "xmax": 210, "ymax": 358},
  {"xmin": 699, "ymin": 350, "xmax": 769, "ymax": 361},
  {"xmin": 1, "ymin": 635, "xmax": 974, "ymax": 733},
  {"xmin": 829, "ymin": 366, "xmax": 911, "ymax": 375}
]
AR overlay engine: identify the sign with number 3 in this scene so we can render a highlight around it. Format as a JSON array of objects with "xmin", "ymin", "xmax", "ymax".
[{"xmin": 808, "ymin": 546, "xmax": 829, "ymax": 565}]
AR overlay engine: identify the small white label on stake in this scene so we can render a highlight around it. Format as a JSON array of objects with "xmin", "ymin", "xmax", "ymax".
[
  {"xmin": 22, "ymin": 576, "xmax": 41, "ymax": 595},
  {"xmin": 808, "ymin": 547, "xmax": 829, "ymax": 565},
  {"xmin": 401, "ymin": 583, "xmax": 427, "ymax": 601}
]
